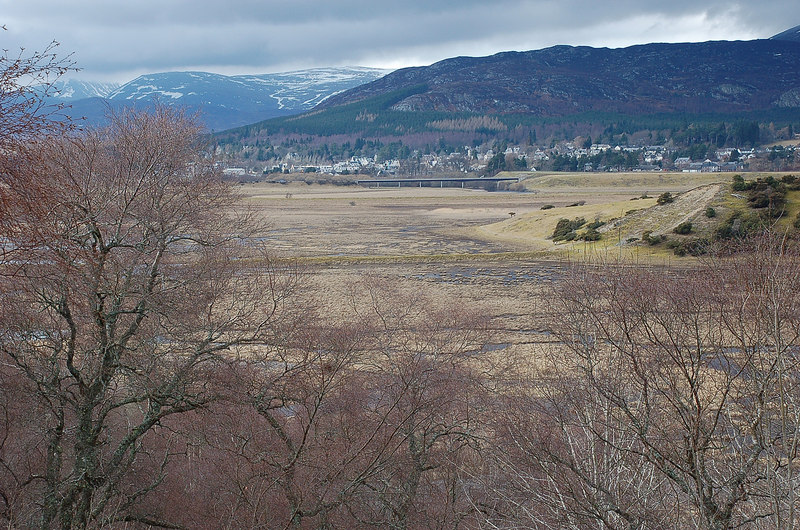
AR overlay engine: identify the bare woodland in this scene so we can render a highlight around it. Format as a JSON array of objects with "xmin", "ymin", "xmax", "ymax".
[{"xmin": 2, "ymin": 42, "xmax": 800, "ymax": 530}]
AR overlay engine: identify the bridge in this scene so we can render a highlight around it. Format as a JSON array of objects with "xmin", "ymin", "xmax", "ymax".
[{"xmin": 356, "ymin": 176, "xmax": 520, "ymax": 188}]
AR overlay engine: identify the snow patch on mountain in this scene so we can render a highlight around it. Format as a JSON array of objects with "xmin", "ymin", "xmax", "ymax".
[
  {"xmin": 54, "ymin": 67, "xmax": 390, "ymax": 131},
  {"xmin": 51, "ymin": 80, "xmax": 121, "ymax": 100}
]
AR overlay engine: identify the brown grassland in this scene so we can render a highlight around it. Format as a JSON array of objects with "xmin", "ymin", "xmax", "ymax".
[{"xmin": 236, "ymin": 171, "xmax": 763, "ymax": 362}]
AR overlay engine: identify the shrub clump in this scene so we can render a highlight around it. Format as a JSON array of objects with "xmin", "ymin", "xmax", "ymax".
[
  {"xmin": 642, "ymin": 231, "xmax": 666, "ymax": 246},
  {"xmin": 666, "ymin": 238, "xmax": 709, "ymax": 256},
  {"xmin": 781, "ymin": 174, "xmax": 800, "ymax": 190},
  {"xmin": 732, "ymin": 175, "xmax": 788, "ymax": 218},
  {"xmin": 732, "ymin": 174, "xmax": 748, "ymax": 191},
  {"xmin": 656, "ymin": 192, "xmax": 675, "ymax": 205},
  {"xmin": 673, "ymin": 221, "xmax": 693, "ymax": 235},
  {"xmin": 746, "ymin": 177, "xmax": 787, "ymax": 218},
  {"xmin": 705, "ymin": 207, "xmax": 716, "ymax": 218},
  {"xmin": 713, "ymin": 211, "xmax": 762, "ymax": 241},
  {"xmin": 552, "ymin": 217, "xmax": 586, "ymax": 242},
  {"xmin": 540, "ymin": 204, "xmax": 555, "ymax": 210},
  {"xmin": 581, "ymin": 227, "xmax": 602, "ymax": 241}
]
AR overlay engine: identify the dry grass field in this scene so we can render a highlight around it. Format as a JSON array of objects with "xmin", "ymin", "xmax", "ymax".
[
  {"xmin": 237, "ymin": 171, "xmax": 752, "ymax": 261},
  {"xmin": 236, "ymin": 171, "xmax": 748, "ymax": 360},
  {"xmin": 239, "ymin": 172, "xmax": 730, "ymax": 255}
]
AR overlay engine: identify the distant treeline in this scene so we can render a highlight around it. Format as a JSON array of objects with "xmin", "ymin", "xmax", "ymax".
[{"xmin": 212, "ymin": 87, "xmax": 800, "ymax": 170}]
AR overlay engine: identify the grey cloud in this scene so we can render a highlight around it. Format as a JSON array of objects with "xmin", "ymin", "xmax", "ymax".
[{"xmin": 2, "ymin": 0, "xmax": 798, "ymax": 82}]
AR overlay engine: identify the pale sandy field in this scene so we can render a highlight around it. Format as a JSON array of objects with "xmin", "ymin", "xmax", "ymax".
[{"xmin": 239, "ymin": 182, "xmax": 545, "ymax": 257}]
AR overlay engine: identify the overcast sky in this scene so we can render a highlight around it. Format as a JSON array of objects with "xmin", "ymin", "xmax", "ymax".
[{"xmin": 2, "ymin": 0, "xmax": 799, "ymax": 83}]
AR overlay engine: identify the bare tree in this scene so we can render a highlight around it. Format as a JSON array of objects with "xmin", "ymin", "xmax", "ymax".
[
  {"xmin": 0, "ymin": 28, "xmax": 74, "ymax": 149},
  {"xmin": 0, "ymin": 107, "xmax": 300, "ymax": 528},
  {"xmin": 488, "ymin": 233, "xmax": 800, "ymax": 529},
  {"xmin": 342, "ymin": 279, "xmax": 493, "ymax": 529},
  {"xmin": 713, "ymin": 234, "xmax": 800, "ymax": 528},
  {"xmin": 488, "ymin": 364, "xmax": 674, "ymax": 530},
  {"xmin": 226, "ymin": 321, "xmax": 382, "ymax": 529},
  {"xmin": 173, "ymin": 279, "xmax": 494, "ymax": 529}
]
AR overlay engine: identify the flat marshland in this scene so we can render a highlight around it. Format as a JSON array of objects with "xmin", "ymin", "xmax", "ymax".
[
  {"xmin": 236, "ymin": 171, "xmax": 745, "ymax": 358},
  {"xmin": 238, "ymin": 171, "xmax": 730, "ymax": 258}
]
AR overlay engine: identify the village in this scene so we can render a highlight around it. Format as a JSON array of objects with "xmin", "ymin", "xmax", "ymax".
[{"xmin": 220, "ymin": 139, "xmax": 797, "ymax": 180}]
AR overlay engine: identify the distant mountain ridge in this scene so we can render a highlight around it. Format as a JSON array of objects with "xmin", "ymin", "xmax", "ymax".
[
  {"xmin": 56, "ymin": 67, "xmax": 390, "ymax": 131},
  {"xmin": 771, "ymin": 24, "xmax": 800, "ymax": 42},
  {"xmin": 52, "ymin": 26, "xmax": 800, "ymax": 138},
  {"xmin": 52, "ymin": 79, "xmax": 120, "ymax": 100},
  {"xmin": 318, "ymin": 38, "xmax": 800, "ymax": 117}
]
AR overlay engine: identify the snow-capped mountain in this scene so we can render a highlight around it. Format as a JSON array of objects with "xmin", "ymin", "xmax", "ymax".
[
  {"xmin": 51, "ymin": 80, "xmax": 121, "ymax": 100},
  {"xmin": 59, "ymin": 67, "xmax": 390, "ymax": 131}
]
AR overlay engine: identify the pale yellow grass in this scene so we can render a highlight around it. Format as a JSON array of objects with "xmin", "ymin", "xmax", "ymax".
[
  {"xmin": 513, "ymin": 171, "xmax": 728, "ymax": 191},
  {"xmin": 235, "ymin": 174, "xmax": 738, "ymax": 261},
  {"xmin": 474, "ymin": 183, "xmax": 732, "ymax": 260},
  {"xmin": 604, "ymin": 184, "xmax": 725, "ymax": 239},
  {"xmin": 236, "ymin": 181, "xmax": 505, "ymax": 202},
  {"xmin": 476, "ymin": 198, "xmax": 656, "ymax": 250}
]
